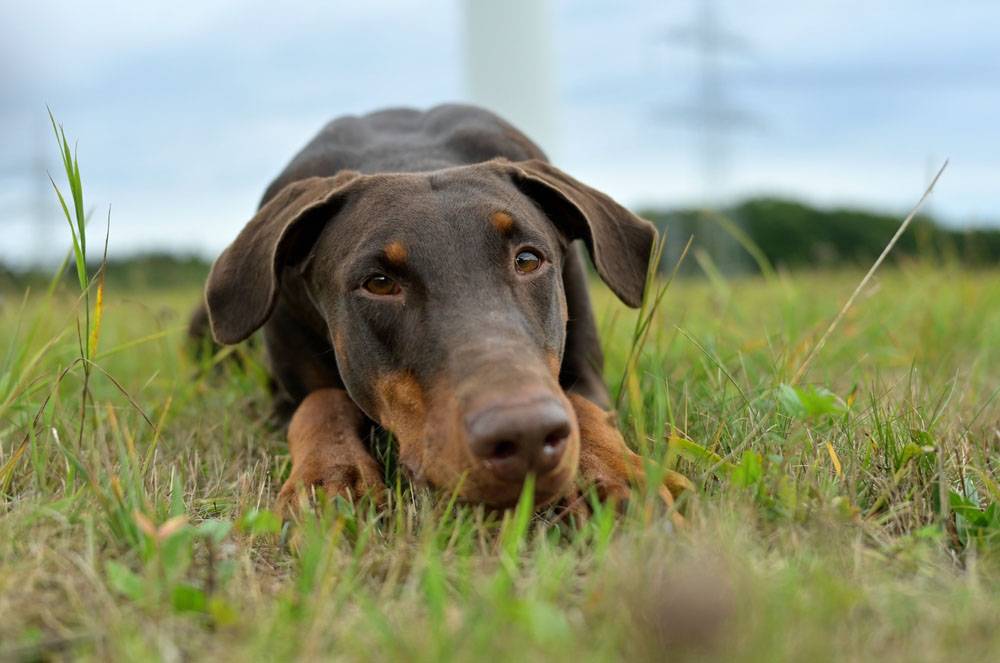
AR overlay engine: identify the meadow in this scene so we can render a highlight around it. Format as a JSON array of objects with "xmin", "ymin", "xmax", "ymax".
[
  {"xmin": 1, "ymin": 132, "xmax": 999, "ymax": 660},
  {"xmin": 1, "ymin": 256, "xmax": 998, "ymax": 661}
]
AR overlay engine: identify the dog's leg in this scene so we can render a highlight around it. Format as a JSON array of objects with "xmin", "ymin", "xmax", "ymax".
[
  {"xmin": 568, "ymin": 393, "xmax": 691, "ymax": 520},
  {"xmin": 277, "ymin": 388, "xmax": 385, "ymax": 512}
]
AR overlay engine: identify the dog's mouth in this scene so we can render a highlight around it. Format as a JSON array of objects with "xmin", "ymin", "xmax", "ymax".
[
  {"xmin": 403, "ymin": 443, "xmax": 579, "ymax": 509},
  {"xmin": 475, "ymin": 462, "xmax": 578, "ymax": 509}
]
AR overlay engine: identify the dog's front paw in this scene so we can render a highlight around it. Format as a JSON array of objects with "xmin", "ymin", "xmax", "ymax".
[
  {"xmin": 661, "ymin": 468, "xmax": 694, "ymax": 500},
  {"xmin": 276, "ymin": 456, "xmax": 385, "ymax": 516},
  {"xmin": 568, "ymin": 393, "xmax": 693, "ymax": 525}
]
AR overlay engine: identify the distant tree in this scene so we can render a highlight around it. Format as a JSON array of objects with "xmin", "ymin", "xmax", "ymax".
[{"xmin": 642, "ymin": 197, "xmax": 1000, "ymax": 273}]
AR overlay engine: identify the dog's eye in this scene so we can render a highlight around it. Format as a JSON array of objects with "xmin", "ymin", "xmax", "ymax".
[
  {"xmin": 514, "ymin": 250, "xmax": 542, "ymax": 274},
  {"xmin": 362, "ymin": 274, "xmax": 401, "ymax": 296}
]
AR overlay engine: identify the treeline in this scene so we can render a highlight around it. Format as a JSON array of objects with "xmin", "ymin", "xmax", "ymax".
[
  {"xmin": 0, "ymin": 253, "xmax": 210, "ymax": 292},
  {"xmin": 2, "ymin": 198, "xmax": 999, "ymax": 291},
  {"xmin": 643, "ymin": 197, "xmax": 1000, "ymax": 273}
]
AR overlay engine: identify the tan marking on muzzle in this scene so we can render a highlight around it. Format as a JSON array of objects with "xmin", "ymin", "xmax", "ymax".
[
  {"xmin": 375, "ymin": 372, "xmax": 426, "ymax": 441},
  {"xmin": 546, "ymin": 351, "xmax": 562, "ymax": 380},
  {"xmin": 332, "ymin": 329, "xmax": 346, "ymax": 356}
]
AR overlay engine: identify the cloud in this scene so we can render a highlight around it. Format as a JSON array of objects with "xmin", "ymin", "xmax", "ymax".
[{"xmin": 1, "ymin": 0, "xmax": 998, "ymax": 265}]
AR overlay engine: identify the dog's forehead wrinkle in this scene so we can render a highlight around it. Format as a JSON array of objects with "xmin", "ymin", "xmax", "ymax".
[{"xmin": 357, "ymin": 171, "xmax": 544, "ymax": 238}]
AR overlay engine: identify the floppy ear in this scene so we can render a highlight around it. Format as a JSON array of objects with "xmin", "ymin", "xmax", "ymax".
[
  {"xmin": 205, "ymin": 172, "xmax": 362, "ymax": 344},
  {"xmin": 499, "ymin": 159, "xmax": 657, "ymax": 308}
]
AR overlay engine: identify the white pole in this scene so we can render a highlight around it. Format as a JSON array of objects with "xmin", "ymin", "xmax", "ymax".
[{"xmin": 461, "ymin": 0, "xmax": 559, "ymax": 158}]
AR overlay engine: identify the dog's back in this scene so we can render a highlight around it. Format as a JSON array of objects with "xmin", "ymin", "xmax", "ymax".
[{"xmin": 260, "ymin": 104, "xmax": 547, "ymax": 207}]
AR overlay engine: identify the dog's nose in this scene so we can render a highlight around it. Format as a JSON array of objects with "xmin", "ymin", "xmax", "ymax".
[{"xmin": 465, "ymin": 398, "xmax": 571, "ymax": 482}]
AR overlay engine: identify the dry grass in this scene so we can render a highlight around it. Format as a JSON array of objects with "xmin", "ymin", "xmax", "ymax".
[{"xmin": 2, "ymin": 260, "xmax": 999, "ymax": 661}]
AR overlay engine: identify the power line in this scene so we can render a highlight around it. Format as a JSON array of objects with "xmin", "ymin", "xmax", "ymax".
[
  {"xmin": 0, "ymin": 119, "xmax": 54, "ymax": 264},
  {"xmin": 657, "ymin": 0, "xmax": 761, "ymax": 204}
]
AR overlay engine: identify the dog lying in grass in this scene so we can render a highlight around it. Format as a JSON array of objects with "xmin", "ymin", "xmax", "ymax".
[{"xmin": 195, "ymin": 104, "xmax": 689, "ymax": 513}]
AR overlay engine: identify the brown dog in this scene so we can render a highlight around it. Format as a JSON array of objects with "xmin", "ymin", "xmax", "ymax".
[{"xmin": 199, "ymin": 104, "xmax": 687, "ymax": 511}]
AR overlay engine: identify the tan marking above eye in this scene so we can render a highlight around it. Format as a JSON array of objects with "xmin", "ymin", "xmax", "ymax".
[
  {"xmin": 490, "ymin": 211, "xmax": 514, "ymax": 234},
  {"xmin": 515, "ymin": 250, "xmax": 542, "ymax": 274},
  {"xmin": 384, "ymin": 241, "xmax": 407, "ymax": 265}
]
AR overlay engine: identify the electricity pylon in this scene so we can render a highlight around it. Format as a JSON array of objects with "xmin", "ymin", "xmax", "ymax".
[{"xmin": 657, "ymin": 0, "xmax": 762, "ymax": 270}]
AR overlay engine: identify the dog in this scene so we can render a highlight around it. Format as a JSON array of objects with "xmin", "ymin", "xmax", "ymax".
[{"xmin": 198, "ymin": 104, "xmax": 688, "ymax": 512}]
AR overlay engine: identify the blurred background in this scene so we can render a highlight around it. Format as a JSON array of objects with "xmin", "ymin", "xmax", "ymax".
[{"xmin": 2, "ymin": 0, "xmax": 998, "ymax": 274}]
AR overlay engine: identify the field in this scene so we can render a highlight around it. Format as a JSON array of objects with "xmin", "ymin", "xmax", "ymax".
[{"xmin": 2, "ymin": 254, "xmax": 998, "ymax": 661}]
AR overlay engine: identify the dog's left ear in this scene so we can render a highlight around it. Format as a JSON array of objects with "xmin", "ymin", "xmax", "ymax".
[
  {"xmin": 205, "ymin": 172, "xmax": 363, "ymax": 345},
  {"xmin": 497, "ymin": 159, "xmax": 657, "ymax": 308}
]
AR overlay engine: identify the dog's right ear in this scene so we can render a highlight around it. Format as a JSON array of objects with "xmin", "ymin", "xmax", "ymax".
[{"xmin": 205, "ymin": 172, "xmax": 363, "ymax": 345}]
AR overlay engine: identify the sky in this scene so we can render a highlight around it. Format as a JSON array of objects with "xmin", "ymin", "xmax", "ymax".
[{"xmin": 1, "ymin": 0, "xmax": 998, "ymax": 266}]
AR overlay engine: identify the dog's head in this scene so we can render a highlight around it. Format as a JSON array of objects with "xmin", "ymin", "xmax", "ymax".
[{"xmin": 205, "ymin": 159, "xmax": 655, "ymax": 507}]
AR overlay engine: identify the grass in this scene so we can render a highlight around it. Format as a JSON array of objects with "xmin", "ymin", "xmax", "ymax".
[{"xmin": 1, "ymin": 128, "xmax": 999, "ymax": 661}]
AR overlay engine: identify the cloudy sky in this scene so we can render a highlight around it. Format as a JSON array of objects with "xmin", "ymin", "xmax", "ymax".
[{"xmin": 2, "ymin": 0, "xmax": 998, "ymax": 265}]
